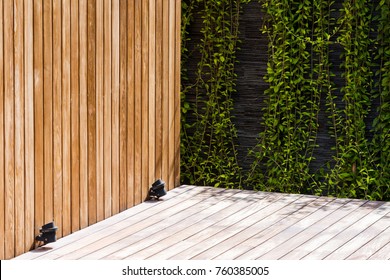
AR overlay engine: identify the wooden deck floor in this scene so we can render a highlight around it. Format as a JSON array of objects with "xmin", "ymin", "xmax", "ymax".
[{"xmin": 14, "ymin": 185, "xmax": 390, "ymax": 260}]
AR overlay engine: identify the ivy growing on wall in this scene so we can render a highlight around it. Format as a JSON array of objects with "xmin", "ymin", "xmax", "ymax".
[
  {"xmin": 181, "ymin": 0, "xmax": 390, "ymax": 200},
  {"xmin": 181, "ymin": 0, "xmax": 249, "ymax": 188}
]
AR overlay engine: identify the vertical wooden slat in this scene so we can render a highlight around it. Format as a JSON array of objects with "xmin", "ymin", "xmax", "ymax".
[
  {"xmin": 96, "ymin": 0, "xmax": 104, "ymax": 222},
  {"xmin": 1, "ymin": 0, "xmax": 181, "ymax": 258},
  {"xmin": 168, "ymin": 0, "xmax": 175, "ymax": 191},
  {"xmin": 111, "ymin": 0, "xmax": 120, "ymax": 214},
  {"xmin": 70, "ymin": 0, "xmax": 80, "ymax": 233},
  {"xmin": 79, "ymin": 0, "xmax": 89, "ymax": 229},
  {"xmin": 43, "ymin": 0, "xmax": 53, "ymax": 224},
  {"xmin": 62, "ymin": 0, "xmax": 71, "ymax": 236},
  {"xmin": 87, "ymin": 0, "xmax": 97, "ymax": 225},
  {"xmin": 4, "ymin": 0, "xmax": 15, "ymax": 259},
  {"xmin": 141, "ymin": 0, "xmax": 149, "ymax": 199},
  {"xmin": 24, "ymin": 0, "xmax": 34, "ymax": 252},
  {"xmin": 174, "ymin": 0, "xmax": 181, "ymax": 187},
  {"xmin": 14, "ymin": 0, "xmax": 25, "ymax": 256},
  {"xmin": 162, "ymin": 0, "xmax": 169, "ymax": 190},
  {"xmin": 103, "ymin": 0, "xmax": 112, "ymax": 219},
  {"xmin": 148, "ymin": 0, "xmax": 156, "ymax": 185},
  {"xmin": 52, "ymin": 0, "xmax": 63, "ymax": 238},
  {"xmin": 127, "ymin": 0, "xmax": 135, "ymax": 208},
  {"xmin": 0, "ymin": 1, "xmax": 5, "ymax": 259},
  {"xmin": 0, "ymin": 0, "xmax": 5, "ymax": 260},
  {"xmin": 134, "ymin": 0, "xmax": 142, "ymax": 205},
  {"xmin": 155, "ymin": 0, "xmax": 163, "ymax": 181},
  {"xmin": 119, "ymin": 0, "xmax": 127, "ymax": 212},
  {"xmin": 33, "ymin": 0, "xmax": 44, "ymax": 249}
]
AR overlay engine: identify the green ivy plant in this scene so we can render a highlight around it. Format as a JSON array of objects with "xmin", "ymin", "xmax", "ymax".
[
  {"xmin": 181, "ymin": 0, "xmax": 390, "ymax": 201},
  {"xmin": 180, "ymin": 0, "xmax": 249, "ymax": 188},
  {"xmin": 246, "ymin": 0, "xmax": 321, "ymax": 193}
]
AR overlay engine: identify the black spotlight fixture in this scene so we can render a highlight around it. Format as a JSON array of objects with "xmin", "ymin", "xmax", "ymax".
[
  {"xmin": 148, "ymin": 179, "xmax": 167, "ymax": 200},
  {"xmin": 36, "ymin": 221, "xmax": 58, "ymax": 245}
]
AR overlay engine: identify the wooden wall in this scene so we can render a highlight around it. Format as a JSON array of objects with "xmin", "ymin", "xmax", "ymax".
[{"xmin": 0, "ymin": 0, "xmax": 181, "ymax": 259}]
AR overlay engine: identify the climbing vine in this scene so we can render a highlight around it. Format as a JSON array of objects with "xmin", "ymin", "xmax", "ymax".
[
  {"xmin": 246, "ymin": 0, "xmax": 321, "ymax": 193},
  {"xmin": 181, "ymin": 0, "xmax": 390, "ymax": 201},
  {"xmin": 181, "ymin": 0, "xmax": 249, "ymax": 188}
]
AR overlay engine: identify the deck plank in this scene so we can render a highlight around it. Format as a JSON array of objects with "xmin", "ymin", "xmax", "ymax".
[{"xmin": 14, "ymin": 186, "xmax": 390, "ymax": 260}]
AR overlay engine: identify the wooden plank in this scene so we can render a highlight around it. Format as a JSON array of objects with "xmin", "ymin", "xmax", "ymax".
[
  {"xmin": 4, "ymin": 0, "xmax": 15, "ymax": 259},
  {"xmin": 300, "ymin": 200, "xmax": 386, "ymax": 260},
  {"xmin": 43, "ymin": 0, "xmax": 53, "ymax": 224},
  {"xmin": 14, "ymin": 0, "xmax": 25, "ymax": 256},
  {"xmin": 161, "ymin": 0, "xmax": 169, "ymax": 190},
  {"xmin": 62, "ymin": 0, "xmax": 71, "ymax": 236},
  {"xmin": 246, "ymin": 197, "xmax": 342, "ymax": 260},
  {"xmin": 267, "ymin": 199, "xmax": 365, "ymax": 260},
  {"xmin": 119, "ymin": 0, "xmax": 128, "ymax": 212},
  {"xmin": 70, "ymin": 0, "xmax": 80, "ymax": 232},
  {"xmin": 96, "ymin": 0, "xmax": 104, "ymax": 221},
  {"xmin": 149, "ymin": 193, "xmax": 299, "ymax": 260},
  {"xmin": 324, "ymin": 208, "xmax": 390, "ymax": 260},
  {"xmin": 369, "ymin": 239, "xmax": 390, "ymax": 260},
  {"xmin": 52, "ymin": 0, "xmax": 63, "ymax": 238},
  {"xmin": 134, "ymin": 0, "xmax": 142, "ymax": 205},
  {"xmin": 347, "ymin": 220, "xmax": 390, "ymax": 259},
  {"xmin": 114, "ymin": 190, "xmax": 271, "ymax": 260},
  {"xmin": 127, "ymin": 0, "xmax": 135, "ymax": 208},
  {"xmin": 14, "ymin": 186, "xmax": 196, "ymax": 259},
  {"xmin": 148, "ymin": 0, "xmax": 156, "ymax": 185},
  {"xmin": 174, "ymin": 0, "xmax": 181, "ymax": 187},
  {"xmin": 79, "ymin": 0, "xmax": 89, "ymax": 229},
  {"xmin": 33, "ymin": 0, "xmax": 45, "ymax": 250},
  {"xmin": 168, "ymin": 0, "xmax": 175, "ymax": 190},
  {"xmin": 141, "ymin": 0, "xmax": 149, "ymax": 199},
  {"xmin": 87, "ymin": 0, "xmax": 97, "ymax": 225},
  {"xmin": 154, "ymin": 0, "xmax": 163, "ymax": 180},
  {"xmin": 0, "ymin": 0, "xmax": 5, "ymax": 259},
  {"xmin": 57, "ymin": 187, "xmax": 220, "ymax": 259},
  {"xmin": 24, "ymin": 0, "xmax": 35, "ymax": 252},
  {"xmin": 96, "ymin": 0, "xmax": 104, "ymax": 222},
  {"xmin": 172, "ymin": 195, "xmax": 318, "ymax": 260},
  {"xmin": 103, "ymin": 0, "xmax": 112, "ymax": 219},
  {"xmin": 111, "ymin": 0, "xmax": 120, "ymax": 214}
]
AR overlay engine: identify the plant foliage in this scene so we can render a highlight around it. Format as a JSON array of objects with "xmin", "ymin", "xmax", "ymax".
[{"xmin": 181, "ymin": 0, "xmax": 390, "ymax": 200}]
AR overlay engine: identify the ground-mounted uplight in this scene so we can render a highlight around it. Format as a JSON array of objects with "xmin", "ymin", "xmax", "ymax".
[
  {"xmin": 147, "ymin": 179, "xmax": 167, "ymax": 200},
  {"xmin": 36, "ymin": 222, "xmax": 58, "ymax": 246}
]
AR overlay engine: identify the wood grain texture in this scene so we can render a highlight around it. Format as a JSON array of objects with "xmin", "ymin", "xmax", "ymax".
[
  {"xmin": 62, "ymin": 0, "xmax": 71, "ymax": 237},
  {"xmin": 2, "ymin": 0, "xmax": 181, "ymax": 258},
  {"xmin": 53, "ymin": 0, "xmax": 63, "ymax": 238},
  {"xmin": 119, "ymin": 0, "xmax": 128, "ymax": 212},
  {"xmin": 103, "ymin": 0, "xmax": 112, "ymax": 219},
  {"xmin": 14, "ymin": 0, "xmax": 25, "ymax": 256},
  {"xmin": 4, "ymin": 0, "xmax": 15, "ymax": 259},
  {"xmin": 111, "ymin": 0, "xmax": 120, "ymax": 215},
  {"xmin": 15, "ymin": 187, "xmax": 390, "ymax": 260},
  {"xmin": 96, "ymin": 0, "xmax": 104, "ymax": 223},
  {"xmin": 141, "ymin": 0, "xmax": 149, "ymax": 199},
  {"xmin": 162, "ymin": 0, "xmax": 169, "ymax": 192},
  {"xmin": 24, "ymin": 0, "xmax": 35, "ymax": 251},
  {"xmin": 174, "ymin": 0, "xmax": 181, "ymax": 187},
  {"xmin": 127, "ymin": 0, "xmax": 135, "ymax": 209},
  {"xmin": 148, "ymin": 0, "xmax": 156, "ymax": 186},
  {"xmin": 134, "ymin": 0, "xmax": 142, "ymax": 205},
  {"xmin": 79, "ymin": 0, "xmax": 89, "ymax": 230},
  {"xmin": 87, "ymin": 0, "xmax": 97, "ymax": 225},
  {"xmin": 70, "ymin": 0, "xmax": 80, "ymax": 233},
  {"xmin": 33, "ymin": 0, "xmax": 44, "ymax": 251},
  {"xmin": 43, "ymin": 0, "xmax": 53, "ymax": 225},
  {"xmin": 0, "ymin": 0, "xmax": 5, "ymax": 259}
]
